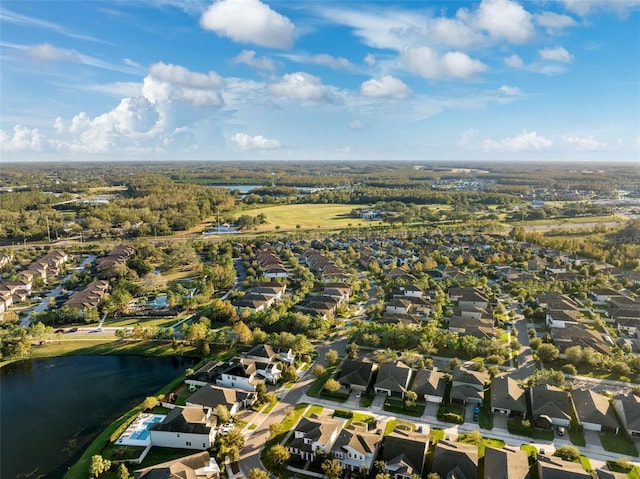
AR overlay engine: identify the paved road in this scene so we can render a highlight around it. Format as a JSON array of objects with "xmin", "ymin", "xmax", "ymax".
[{"xmin": 511, "ymin": 313, "xmax": 536, "ymax": 380}]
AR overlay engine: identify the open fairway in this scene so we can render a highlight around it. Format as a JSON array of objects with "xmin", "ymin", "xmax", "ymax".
[{"xmin": 240, "ymin": 204, "xmax": 363, "ymax": 232}]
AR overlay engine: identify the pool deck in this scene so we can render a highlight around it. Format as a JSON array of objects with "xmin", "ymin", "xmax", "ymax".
[{"xmin": 115, "ymin": 413, "xmax": 166, "ymax": 447}]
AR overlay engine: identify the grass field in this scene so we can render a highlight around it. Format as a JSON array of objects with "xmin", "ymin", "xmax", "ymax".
[{"xmin": 240, "ymin": 204, "xmax": 361, "ymax": 232}]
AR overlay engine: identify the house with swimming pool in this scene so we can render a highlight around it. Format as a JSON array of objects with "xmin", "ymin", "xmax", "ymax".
[{"xmin": 149, "ymin": 406, "xmax": 218, "ymax": 450}]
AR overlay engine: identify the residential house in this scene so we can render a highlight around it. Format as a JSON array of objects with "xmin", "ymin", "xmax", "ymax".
[
  {"xmin": 215, "ymin": 358, "xmax": 263, "ymax": 391},
  {"xmin": 149, "ymin": 406, "xmax": 217, "ymax": 450},
  {"xmin": 571, "ymin": 389, "xmax": 619, "ymax": 433},
  {"xmin": 589, "ymin": 288, "xmax": 625, "ymax": 303},
  {"xmin": 385, "ymin": 298, "xmax": 413, "ymax": 315},
  {"xmin": 551, "ymin": 323, "xmax": 610, "ymax": 354},
  {"xmin": 490, "ymin": 374, "xmax": 526, "ymax": 418},
  {"xmin": 412, "ymin": 368, "xmax": 448, "ymax": 403},
  {"xmin": 336, "ymin": 359, "xmax": 376, "ymax": 392},
  {"xmin": 537, "ymin": 456, "xmax": 592, "ymax": 479},
  {"xmin": 449, "ymin": 287, "xmax": 490, "ymax": 309},
  {"xmin": 289, "ymin": 414, "xmax": 344, "ymax": 462},
  {"xmin": 64, "ymin": 280, "xmax": 109, "ymax": 310},
  {"xmin": 484, "ymin": 446, "xmax": 530, "ymax": 479},
  {"xmin": 531, "ymin": 384, "xmax": 572, "ymax": 429},
  {"xmin": 186, "ymin": 385, "xmax": 256, "ymax": 416},
  {"xmin": 374, "ymin": 361, "xmax": 413, "ymax": 398},
  {"xmin": 97, "ymin": 244, "xmax": 134, "ymax": 271},
  {"xmin": 596, "ymin": 470, "xmax": 628, "ymax": 479},
  {"xmin": 613, "ymin": 393, "xmax": 640, "ymax": 437},
  {"xmin": 431, "ymin": 440, "xmax": 478, "ymax": 479},
  {"xmin": 450, "ymin": 367, "xmax": 487, "ymax": 405},
  {"xmin": 381, "ymin": 429, "xmax": 429, "ymax": 479},
  {"xmin": 244, "ymin": 343, "xmax": 295, "ymax": 364},
  {"xmin": 134, "ymin": 451, "xmax": 220, "ymax": 479},
  {"xmin": 330, "ymin": 424, "xmax": 382, "ymax": 472},
  {"xmin": 232, "ymin": 292, "xmax": 274, "ymax": 313},
  {"xmin": 615, "ymin": 315, "xmax": 639, "ymax": 337}
]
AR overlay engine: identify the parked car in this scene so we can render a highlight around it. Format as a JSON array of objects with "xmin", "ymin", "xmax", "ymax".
[
  {"xmin": 66, "ymin": 327, "xmax": 78, "ymax": 333},
  {"xmin": 54, "ymin": 328, "xmax": 65, "ymax": 334},
  {"xmin": 557, "ymin": 426, "xmax": 566, "ymax": 436}
]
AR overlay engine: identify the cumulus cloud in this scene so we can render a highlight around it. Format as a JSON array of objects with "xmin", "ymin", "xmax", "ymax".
[
  {"xmin": 26, "ymin": 43, "xmax": 81, "ymax": 63},
  {"xmin": 401, "ymin": 47, "xmax": 487, "ymax": 80},
  {"xmin": 539, "ymin": 46, "xmax": 574, "ymax": 63},
  {"xmin": 348, "ymin": 120, "xmax": 365, "ymax": 130},
  {"xmin": 472, "ymin": 0, "xmax": 535, "ymax": 43},
  {"xmin": 232, "ymin": 50, "xmax": 276, "ymax": 71},
  {"xmin": 143, "ymin": 62, "xmax": 224, "ymax": 106},
  {"xmin": 563, "ymin": 135, "xmax": 607, "ymax": 150},
  {"xmin": 482, "ymin": 130, "xmax": 553, "ymax": 151},
  {"xmin": 364, "ymin": 53, "xmax": 376, "ymax": 66},
  {"xmin": 267, "ymin": 72, "xmax": 331, "ymax": 102},
  {"xmin": 534, "ymin": 12, "xmax": 578, "ymax": 33},
  {"xmin": 309, "ymin": 54, "xmax": 354, "ymax": 71},
  {"xmin": 560, "ymin": 0, "xmax": 640, "ymax": 17},
  {"xmin": 0, "ymin": 125, "xmax": 44, "ymax": 152},
  {"xmin": 504, "ymin": 54, "xmax": 524, "ymax": 68},
  {"xmin": 200, "ymin": 0, "xmax": 295, "ymax": 49},
  {"xmin": 230, "ymin": 132, "xmax": 281, "ymax": 150},
  {"xmin": 360, "ymin": 75, "xmax": 411, "ymax": 99}
]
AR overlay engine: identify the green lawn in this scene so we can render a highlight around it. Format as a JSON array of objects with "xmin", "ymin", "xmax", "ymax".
[
  {"xmin": 384, "ymin": 419, "xmax": 416, "ymax": 435},
  {"xmin": 306, "ymin": 366, "xmax": 336, "ymax": 397},
  {"xmin": 599, "ymin": 431, "xmax": 639, "ymax": 457},
  {"xmin": 437, "ymin": 403, "xmax": 465, "ymax": 424},
  {"xmin": 383, "ymin": 398, "xmax": 425, "ymax": 417},
  {"xmin": 240, "ymin": 204, "xmax": 359, "ymax": 233},
  {"xmin": 459, "ymin": 433, "xmax": 505, "ymax": 457},
  {"xmin": 305, "ymin": 405, "xmax": 324, "ymax": 417},
  {"xmin": 319, "ymin": 389, "xmax": 349, "ymax": 402}
]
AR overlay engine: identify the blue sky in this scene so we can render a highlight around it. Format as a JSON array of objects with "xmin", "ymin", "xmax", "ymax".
[{"xmin": 1, "ymin": 0, "xmax": 639, "ymax": 162}]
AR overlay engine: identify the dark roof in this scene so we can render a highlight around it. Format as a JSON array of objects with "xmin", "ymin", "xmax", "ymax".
[
  {"xmin": 571, "ymin": 389, "xmax": 619, "ymax": 429},
  {"xmin": 537, "ymin": 456, "xmax": 591, "ymax": 479},
  {"xmin": 381, "ymin": 429, "xmax": 429, "ymax": 477},
  {"xmin": 375, "ymin": 361, "xmax": 413, "ymax": 394},
  {"xmin": 491, "ymin": 375, "xmax": 526, "ymax": 413},
  {"xmin": 531, "ymin": 384, "xmax": 572, "ymax": 421},
  {"xmin": 150, "ymin": 406, "xmax": 216, "ymax": 435},
  {"xmin": 412, "ymin": 368, "xmax": 448, "ymax": 397},
  {"xmin": 186, "ymin": 385, "xmax": 254, "ymax": 410},
  {"xmin": 484, "ymin": 446, "xmax": 530, "ymax": 479},
  {"xmin": 432, "ymin": 441, "xmax": 478, "ymax": 479},
  {"xmin": 331, "ymin": 424, "xmax": 382, "ymax": 456},
  {"xmin": 336, "ymin": 359, "xmax": 375, "ymax": 387}
]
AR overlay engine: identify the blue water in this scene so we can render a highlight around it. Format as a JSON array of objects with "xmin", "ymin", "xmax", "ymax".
[
  {"xmin": 129, "ymin": 428, "xmax": 150, "ymax": 441},
  {"xmin": 147, "ymin": 295, "xmax": 168, "ymax": 307},
  {"xmin": 1, "ymin": 355, "xmax": 194, "ymax": 479}
]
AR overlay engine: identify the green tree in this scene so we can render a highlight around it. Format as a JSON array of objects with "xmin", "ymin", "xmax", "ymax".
[
  {"xmin": 324, "ymin": 378, "xmax": 341, "ymax": 393},
  {"xmin": 117, "ymin": 463, "xmax": 131, "ymax": 479},
  {"xmin": 554, "ymin": 445, "xmax": 580, "ymax": 461},
  {"xmin": 347, "ymin": 342, "xmax": 359, "ymax": 359},
  {"xmin": 325, "ymin": 349, "xmax": 339, "ymax": 364},
  {"xmin": 248, "ymin": 468, "xmax": 270, "ymax": 479},
  {"xmin": 269, "ymin": 422, "xmax": 283, "ymax": 438},
  {"xmin": 322, "ymin": 459, "xmax": 343, "ymax": 479},
  {"xmin": 282, "ymin": 365, "xmax": 299, "ymax": 383},
  {"xmin": 404, "ymin": 390, "xmax": 418, "ymax": 408},
  {"xmin": 214, "ymin": 405, "xmax": 231, "ymax": 424},
  {"xmin": 312, "ymin": 364, "xmax": 326, "ymax": 378},
  {"xmin": 89, "ymin": 455, "xmax": 111, "ymax": 478},
  {"xmin": 536, "ymin": 343, "xmax": 559, "ymax": 363},
  {"xmin": 265, "ymin": 444, "xmax": 290, "ymax": 472}
]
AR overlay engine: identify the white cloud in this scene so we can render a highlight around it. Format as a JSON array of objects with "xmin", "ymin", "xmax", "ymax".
[
  {"xmin": 560, "ymin": 0, "xmax": 640, "ymax": 17},
  {"xmin": 26, "ymin": 43, "xmax": 81, "ymax": 63},
  {"xmin": 232, "ymin": 50, "xmax": 276, "ymax": 71},
  {"xmin": 472, "ymin": 0, "xmax": 535, "ymax": 43},
  {"xmin": 309, "ymin": 54, "xmax": 354, "ymax": 71},
  {"xmin": 364, "ymin": 53, "xmax": 376, "ymax": 66},
  {"xmin": 539, "ymin": 46, "xmax": 574, "ymax": 63},
  {"xmin": 458, "ymin": 128, "xmax": 479, "ymax": 147},
  {"xmin": 230, "ymin": 132, "xmax": 281, "ymax": 150},
  {"xmin": 267, "ymin": 72, "xmax": 331, "ymax": 102},
  {"xmin": 360, "ymin": 76, "xmax": 411, "ymax": 99},
  {"xmin": 482, "ymin": 130, "xmax": 553, "ymax": 151},
  {"xmin": 401, "ymin": 47, "xmax": 487, "ymax": 80},
  {"xmin": 533, "ymin": 12, "xmax": 578, "ymax": 33},
  {"xmin": 348, "ymin": 120, "xmax": 365, "ymax": 129},
  {"xmin": 428, "ymin": 16, "xmax": 485, "ymax": 48},
  {"xmin": 504, "ymin": 54, "xmax": 524, "ymax": 68},
  {"xmin": 563, "ymin": 135, "xmax": 607, "ymax": 150},
  {"xmin": 149, "ymin": 62, "xmax": 223, "ymax": 89},
  {"xmin": 499, "ymin": 85, "xmax": 522, "ymax": 96},
  {"xmin": 85, "ymin": 82, "xmax": 143, "ymax": 97},
  {"xmin": 0, "ymin": 125, "xmax": 44, "ymax": 152},
  {"xmin": 200, "ymin": 0, "xmax": 295, "ymax": 49}
]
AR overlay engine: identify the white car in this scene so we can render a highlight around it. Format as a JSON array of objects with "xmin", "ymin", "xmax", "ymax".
[{"xmin": 355, "ymin": 391, "xmax": 362, "ymax": 398}]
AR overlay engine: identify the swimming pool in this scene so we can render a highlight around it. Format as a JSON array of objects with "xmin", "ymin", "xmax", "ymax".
[{"xmin": 116, "ymin": 413, "xmax": 165, "ymax": 446}]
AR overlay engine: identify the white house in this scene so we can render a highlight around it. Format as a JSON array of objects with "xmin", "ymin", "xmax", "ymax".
[
  {"xmin": 289, "ymin": 415, "xmax": 344, "ymax": 462},
  {"xmin": 149, "ymin": 406, "xmax": 217, "ymax": 450},
  {"xmin": 215, "ymin": 359, "xmax": 262, "ymax": 391},
  {"xmin": 331, "ymin": 424, "xmax": 382, "ymax": 472}
]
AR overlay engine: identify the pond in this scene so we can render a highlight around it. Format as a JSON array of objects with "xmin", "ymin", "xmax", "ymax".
[{"xmin": 0, "ymin": 355, "xmax": 192, "ymax": 479}]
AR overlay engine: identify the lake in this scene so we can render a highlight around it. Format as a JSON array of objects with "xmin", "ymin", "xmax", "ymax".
[{"xmin": 0, "ymin": 355, "xmax": 191, "ymax": 479}]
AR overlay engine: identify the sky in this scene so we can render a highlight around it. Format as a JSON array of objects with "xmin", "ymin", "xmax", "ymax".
[{"xmin": 1, "ymin": 0, "xmax": 639, "ymax": 163}]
